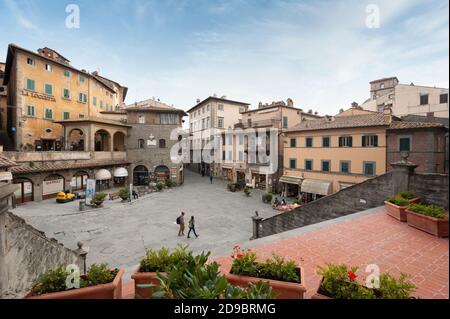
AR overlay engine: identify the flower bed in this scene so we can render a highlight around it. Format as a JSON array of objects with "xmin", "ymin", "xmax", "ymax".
[{"xmin": 384, "ymin": 192, "xmax": 421, "ymax": 222}]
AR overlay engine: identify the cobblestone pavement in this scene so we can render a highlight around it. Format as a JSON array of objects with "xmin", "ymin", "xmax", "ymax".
[{"xmin": 13, "ymin": 170, "xmax": 277, "ymax": 280}]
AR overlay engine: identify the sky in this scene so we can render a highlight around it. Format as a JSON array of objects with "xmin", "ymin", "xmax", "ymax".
[{"xmin": 0, "ymin": 0, "xmax": 448, "ymax": 116}]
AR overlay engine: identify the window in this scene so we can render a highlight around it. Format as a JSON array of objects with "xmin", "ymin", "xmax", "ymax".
[
  {"xmin": 380, "ymin": 83, "xmax": 385, "ymax": 89},
  {"xmin": 239, "ymin": 134, "xmax": 244, "ymax": 145},
  {"xmin": 305, "ymin": 159, "xmax": 313, "ymax": 171},
  {"xmin": 364, "ymin": 162, "xmax": 376, "ymax": 176},
  {"xmin": 290, "ymin": 138, "xmax": 297, "ymax": 148},
  {"xmin": 362, "ymin": 135, "xmax": 378, "ymax": 147},
  {"xmin": 64, "ymin": 70, "xmax": 71, "ymax": 77},
  {"xmin": 228, "ymin": 151, "xmax": 232, "ymax": 161},
  {"xmin": 45, "ymin": 64, "xmax": 52, "ymax": 72},
  {"xmin": 218, "ymin": 104, "xmax": 224, "ymax": 111},
  {"xmin": 206, "ymin": 117, "xmax": 210, "ymax": 128},
  {"xmin": 306, "ymin": 137, "xmax": 313, "ymax": 148},
  {"xmin": 159, "ymin": 139, "xmax": 166, "ymax": 148},
  {"xmin": 399, "ymin": 137, "xmax": 411, "ymax": 152},
  {"xmin": 26, "ymin": 105, "xmax": 35, "ymax": 117},
  {"xmin": 78, "ymin": 93, "xmax": 87, "ymax": 103},
  {"xmin": 247, "ymin": 119, "xmax": 252, "ymax": 127},
  {"xmin": 289, "ymin": 159, "xmax": 297, "ymax": 169},
  {"xmin": 26, "ymin": 79, "xmax": 35, "ymax": 91},
  {"xmin": 340, "ymin": 161, "xmax": 351, "ymax": 174},
  {"xmin": 322, "ymin": 160, "xmax": 330, "ymax": 172},
  {"xmin": 44, "ymin": 108, "xmax": 53, "ymax": 120},
  {"xmin": 207, "ymin": 105, "xmax": 210, "ymax": 111},
  {"xmin": 27, "ymin": 57, "xmax": 35, "ymax": 66},
  {"xmin": 158, "ymin": 113, "xmax": 178, "ymax": 125},
  {"xmin": 138, "ymin": 115, "xmax": 146, "ymax": 124},
  {"xmin": 63, "ymin": 88, "xmax": 70, "ymax": 99},
  {"xmin": 63, "ymin": 112, "xmax": 70, "ymax": 120},
  {"xmin": 218, "ymin": 117, "xmax": 224, "ymax": 129},
  {"xmin": 440, "ymin": 94, "xmax": 448, "ymax": 104},
  {"xmin": 79, "ymin": 75, "xmax": 85, "ymax": 83},
  {"xmin": 202, "ymin": 107, "xmax": 205, "ymax": 114},
  {"xmin": 138, "ymin": 139, "xmax": 145, "ymax": 149},
  {"xmin": 283, "ymin": 116, "xmax": 288, "ymax": 128},
  {"xmin": 93, "ymin": 97, "xmax": 97, "ymax": 106},
  {"xmin": 377, "ymin": 105, "xmax": 384, "ymax": 113},
  {"xmin": 339, "ymin": 136, "xmax": 353, "ymax": 147},
  {"xmin": 420, "ymin": 94, "xmax": 429, "ymax": 105},
  {"xmin": 79, "ymin": 114, "xmax": 85, "ymax": 118},
  {"xmin": 322, "ymin": 136, "xmax": 330, "ymax": 147},
  {"xmin": 100, "ymin": 100, "xmax": 103, "ymax": 109},
  {"xmin": 44, "ymin": 84, "xmax": 53, "ymax": 95},
  {"xmin": 239, "ymin": 151, "xmax": 244, "ymax": 162},
  {"xmin": 202, "ymin": 119, "xmax": 205, "ymax": 129}
]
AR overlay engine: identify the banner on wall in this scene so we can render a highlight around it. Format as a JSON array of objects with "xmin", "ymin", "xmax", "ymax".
[{"xmin": 85, "ymin": 179, "xmax": 96, "ymax": 204}]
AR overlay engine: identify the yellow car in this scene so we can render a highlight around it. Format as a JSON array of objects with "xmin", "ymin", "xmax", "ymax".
[{"xmin": 56, "ymin": 192, "xmax": 76, "ymax": 203}]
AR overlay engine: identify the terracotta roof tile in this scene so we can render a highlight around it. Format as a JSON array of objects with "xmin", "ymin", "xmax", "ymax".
[
  {"xmin": 0, "ymin": 155, "xmax": 17, "ymax": 168},
  {"xmin": 388, "ymin": 121, "xmax": 447, "ymax": 130}
]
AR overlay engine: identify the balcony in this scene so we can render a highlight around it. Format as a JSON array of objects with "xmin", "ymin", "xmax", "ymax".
[{"xmin": 3, "ymin": 151, "xmax": 127, "ymax": 163}]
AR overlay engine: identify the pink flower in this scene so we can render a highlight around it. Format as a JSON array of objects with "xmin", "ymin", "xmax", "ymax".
[{"xmin": 233, "ymin": 245, "xmax": 240, "ymax": 251}]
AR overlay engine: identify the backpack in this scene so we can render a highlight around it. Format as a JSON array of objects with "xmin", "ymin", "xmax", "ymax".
[{"xmin": 176, "ymin": 216, "xmax": 181, "ymax": 225}]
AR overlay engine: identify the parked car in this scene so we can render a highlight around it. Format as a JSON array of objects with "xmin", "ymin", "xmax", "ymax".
[{"xmin": 56, "ymin": 192, "xmax": 76, "ymax": 203}]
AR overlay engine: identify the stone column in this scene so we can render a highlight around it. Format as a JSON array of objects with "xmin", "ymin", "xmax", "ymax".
[
  {"xmin": 251, "ymin": 211, "xmax": 264, "ymax": 240},
  {"xmin": 390, "ymin": 152, "xmax": 418, "ymax": 195},
  {"xmin": 74, "ymin": 242, "xmax": 88, "ymax": 275}
]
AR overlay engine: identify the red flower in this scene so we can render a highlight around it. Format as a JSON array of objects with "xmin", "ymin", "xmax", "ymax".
[
  {"xmin": 348, "ymin": 271, "xmax": 357, "ymax": 281},
  {"xmin": 233, "ymin": 245, "xmax": 240, "ymax": 251},
  {"xmin": 236, "ymin": 253, "xmax": 244, "ymax": 260}
]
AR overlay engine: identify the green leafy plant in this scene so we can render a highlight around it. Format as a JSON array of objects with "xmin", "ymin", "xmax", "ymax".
[
  {"xmin": 317, "ymin": 264, "xmax": 415, "ymax": 299},
  {"xmin": 262, "ymin": 193, "xmax": 273, "ymax": 204},
  {"xmin": 156, "ymin": 182, "xmax": 164, "ymax": 191},
  {"xmin": 399, "ymin": 191, "xmax": 417, "ymax": 200},
  {"xmin": 244, "ymin": 186, "xmax": 251, "ymax": 197},
  {"xmin": 388, "ymin": 195, "xmax": 410, "ymax": 207},
  {"xmin": 119, "ymin": 188, "xmax": 130, "ymax": 201},
  {"xmin": 293, "ymin": 199, "xmax": 301, "ymax": 205},
  {"xmin": 227, "ymin": 183, "xmax": 237, "ymax": 192},
  {"xmin": 30, "ymin": 263, "xmax": 118, "ymax": 296},
  {"xmin": 139, "ymin": 245, "xmax": 190, "ymax": 273},
  {"xmin": 165, "ymin": 179, "xmax": 174, "ymax": 188},
  {"xmin": 91, "ymin": 192, "xmax": 107, "ymax": 207},
  {"xmin": 230, "ymin": 246, "xmax": 300, "ymax": 283},
  {"xmin": 408, "ymin": 203, "xmax": 448, "ymax": 219},
  {"xmin": 145, "ymin": 250, "xmax": 275, "ymax": 299}
]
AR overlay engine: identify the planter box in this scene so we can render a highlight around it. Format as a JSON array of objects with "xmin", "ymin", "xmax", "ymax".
[
  {"xmin": 311, "ymin": 278, "xmax": 379, "ymax": 299},
  {"xmin": 384, "ymin": 198, "xmax": 421, "ymax": 222},
  {"xmin": 131, "ymin": 265, "xmax": 165, "ymax": 299},
  {"xmin": 406, "ymin": 209, "xmax": 449, "ymax": 238},
  {"xmin": 225, "ymin": 268, "xmax": 305, "ymax": 299},
  {"xmin": 25, "ymin": 269, "xmax": 124, "ymax": 299}
]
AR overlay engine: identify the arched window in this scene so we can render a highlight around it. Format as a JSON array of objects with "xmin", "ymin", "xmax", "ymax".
[
  {"xmin": 159, "ymin": 139, "xmax": 166, "ymax": 149},
  {"xmin": 138, "ymin": 139, "xmax": 145, "ymax": 149}
]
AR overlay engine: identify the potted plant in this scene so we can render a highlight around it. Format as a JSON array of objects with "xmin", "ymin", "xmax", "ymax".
[
  {"xmin": 25, "ymin": 263, "xmax": 124, "ymax": 299},
  {"xmin": 91, "ymin": 192, "xmax": 107, "ymax": 207},
  {"xmin": 132, "ymin": 246, "xmax": 190, "ymax": 299},
  {"xmin": 262, "ymin": 193, "xmax": 273, "ymax": 204},
  {"xmin": 225, "ymin": 246, "xmax": 306, "ymax": 299},
  {"xmin": 227, "ymin": 183, "xmax": 237, "ymax": 192},
  {"xmin": 156, "ymin": 182, "xmax": 164, "ymax": 192},
  {"xmin": 244, "ymin": 186, "xmax": 252, "ymax": 197},
  {"xmin": 384, "ymin": 192, "xmax": 421, "ymax": 222},
  {"xmin": 405, "ymin": 203, "xmax": 449, "ymax": 237},
  {"xmin": 148, "ymin": 250, "xmax": 275, "ymax": 299},
  {"xmin": 165, "ymin": 179, "xmax": 174, "ymax": 188},
  {"xmin": 312, "ymin": 263, "xmax": 415, "ymax": 299},
  {"xmin": 119, "ymin": 188, "xmax": 130, "ymax": 201}
]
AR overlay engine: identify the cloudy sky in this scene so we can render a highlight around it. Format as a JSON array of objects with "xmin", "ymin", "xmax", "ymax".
[{"xmin": 0, "ymin": 0, "xmax": 448, "ymax": 115}]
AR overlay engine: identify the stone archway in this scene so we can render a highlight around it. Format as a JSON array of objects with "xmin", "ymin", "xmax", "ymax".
[
  {"xmin": 113, "ymin": 131, "xmax": 126, "ymax": 151},
  {"xmin": 155, "ymin": 165, "xmax": 170, "ymax": 182},
  {"xmin": 133, "ymin": 165, "xmax": 149, "ymax": 186},
  {"xmin": 42, "ymin": 174, "xmax": 65, "ymax": 199},
  {"xmin": 68, "ymin": 128, "xmax": 85, "ymax": 151},
  {"xmin": 95, "ymin": 130, "xmax": 111, "ymax": 152},
  {"xmin": 71, "ymin": 171, "xmax": 89, "ymax": 191},
  {"xmin": 13, "ymin": 177, "xmax": 34, "ymax": 204}
]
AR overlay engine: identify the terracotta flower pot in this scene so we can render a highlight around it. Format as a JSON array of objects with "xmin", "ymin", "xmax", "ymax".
[
  {"xmin": 384, "ymin": 201, "xmax": 408, "ymax": 222},
  {"xmin": 406, "ymin": 209, "xmax": 449, "ymax": 238},
  {"xmin": 131, "ymin": 265, "xmax": 165, "ymax": 299},
  {"xmin": 225, "ymin": 267, "xmax": 306, "ymax": 299},
  {"xmin": 25, "ymin": 269, "xmax": 124, "ymax": 299},
  {"xmin": 311, "ymin": 278, "xmax": 380, "ymax": 299}
]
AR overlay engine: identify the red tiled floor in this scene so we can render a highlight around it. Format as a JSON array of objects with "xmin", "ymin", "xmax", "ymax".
[{"xmin": 215, "ymin": 207, "xmax": 449, "ymax": 299}]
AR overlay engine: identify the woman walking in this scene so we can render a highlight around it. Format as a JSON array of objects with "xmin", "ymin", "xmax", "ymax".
[{"xmin": 187, "ymin": 216, "xmax": 199, "ymax": 239}]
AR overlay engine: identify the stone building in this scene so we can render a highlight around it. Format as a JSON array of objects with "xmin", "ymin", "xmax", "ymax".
[
  {"xmin": 361, "ymin": 77, "xmax": 449, "ymax": 118},
  {"xmin": 220, "ymin": 99, "xmax": 322, "ymax": 192},
  {"xmin": 125, "ymin": 99, "xmax": 187, "ymax": 186}
]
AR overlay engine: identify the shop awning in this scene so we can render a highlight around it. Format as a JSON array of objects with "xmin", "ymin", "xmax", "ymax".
[
  {"xmin": 301, "ymin": 179, "xmax": 332, "ymax": 196},
  {"xmin": 279, "ymin": 176, "xmax": 302, "ymax": 185},
  {"xmin": 113, "ymin": 167, "xmax": 128, "ymax": 178},
  {"xmin": 339, "ymin": 182, "xmax": 355, "ymax": 190},
  {"xmin": 95, "ymin": 169, "xmax": 112, "ymax": 180}
]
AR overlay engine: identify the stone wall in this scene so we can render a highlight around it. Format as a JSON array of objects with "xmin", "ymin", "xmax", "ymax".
[
  {"xmin": 0, "ymin": 185, "xmax": 84, "ymax": 298},
  {"xmin": 256, "ymin": 172, "xmax": 394, "ymax": 238},
  {"xmin": 410, "ymin": 173, "xmax": 449, "ymax": 209}
]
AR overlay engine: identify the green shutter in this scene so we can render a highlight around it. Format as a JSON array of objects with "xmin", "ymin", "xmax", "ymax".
[
  {"xmin": 45, "ymin": 84, "xmax": 52, "ymax": 95},
  {"xmin": 27, "ymin": 79, "xmax": 35, "ymax": 91}
]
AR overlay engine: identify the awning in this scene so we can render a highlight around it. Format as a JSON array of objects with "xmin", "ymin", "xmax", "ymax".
[
  {"xmin": 279, "ymin": 176, "xmax": 302, "ymax": 185},
  {"xmin": 95, "ymin": 169, "xmax": 112, "ymax": 180},
  {"xmin": 301, "ymin": 179, "xmax": 332, "ymax": 196},
  {"xmin": 339, "ymin": 182, "xmax": 355, "ymax": 190},
  {"xmin": 113, "ymin": 167, "xmax": 128, "ymax": 178}
]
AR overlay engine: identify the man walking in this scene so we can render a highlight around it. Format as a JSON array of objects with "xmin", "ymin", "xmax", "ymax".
[
  {"xmin": 210, "ymin": 173, "xmax": 213, "ymax": 184},
  {"xmin": 187, "ymin": 216, "xmax": 199, "ymax": 239},
  {"xmin": 177, "ymin": 212, "xmax": 185, "ymax": 237}
]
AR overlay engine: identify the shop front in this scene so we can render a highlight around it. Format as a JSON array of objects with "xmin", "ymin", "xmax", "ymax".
[
  {"xmin": 113, "ymin": 167, "xmax": 128, "ymax": 187},
  {"xmin": 300, "ymin": 179, "xmax": 332, "ymax": 204},
  {"xmin": 13, "ymin": 178, "xmax": 34, "ymax": 204},
  {"xmin": 95, "ymin": 169, "xmax": 112, "ymax": 191},
  {"xmin": 279, "ymin": 176, "xmax": 303, "ymax": 198},
  {"xmin": 42, "ymin": 175, "xmax": 65, "ymax": 200},
  {"xmin": 222, "ymin": 167, "xmax": 233, "ymax": 182}
]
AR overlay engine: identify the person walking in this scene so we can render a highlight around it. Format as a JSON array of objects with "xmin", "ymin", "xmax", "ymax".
[
  {"xmin": 177, "ymin": 212, "xmax": 185, "ymax": 237},
  {"xmin": 187, "ymin": 216, "xmax": 199, "ymax": 239},
  {"xmin": 209, "ymin": 173, "xmax": 213, "ymax": 184}
]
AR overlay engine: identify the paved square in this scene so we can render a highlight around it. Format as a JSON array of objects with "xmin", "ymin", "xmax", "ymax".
[{"xmin": 13, "ymin": 170, "xmax": 277, "ymax": 279}]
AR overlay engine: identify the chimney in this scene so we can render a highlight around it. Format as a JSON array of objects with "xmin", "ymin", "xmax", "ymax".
[
  {"xmin": 92, "ymin": 71, "xmax": 99, "ymax": 76},
  {"xmin": 383, "ymin": 105, "xmax": 393, "ymax": 115},
  {"xmin": 287, "ymin": 98, "xmax": 294, "ymax": 108},
  {"xmin": 351, "ymin": 102, "xmax": 359, "ymax": 109},
  {"xmin": 196, "ymin": 98, "xmax": 201, "ymax": 104},
  {"xmin": 339, "ymin": 108, "xmax": 344, "ymax": 114},
  {"xmin": 308, "ymin": 109, "xmax": 313, "ymax": 114}
]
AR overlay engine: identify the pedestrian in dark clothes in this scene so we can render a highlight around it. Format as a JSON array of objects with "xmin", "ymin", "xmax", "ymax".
[{"xmin": 187, "ymin": 216, "xmax": 199, "ymax": 239}]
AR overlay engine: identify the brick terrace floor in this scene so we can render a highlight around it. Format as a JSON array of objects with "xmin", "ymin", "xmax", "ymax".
[{"xmin": 122, "ymin": 207, "xmax": 449, "ymax": 299}]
